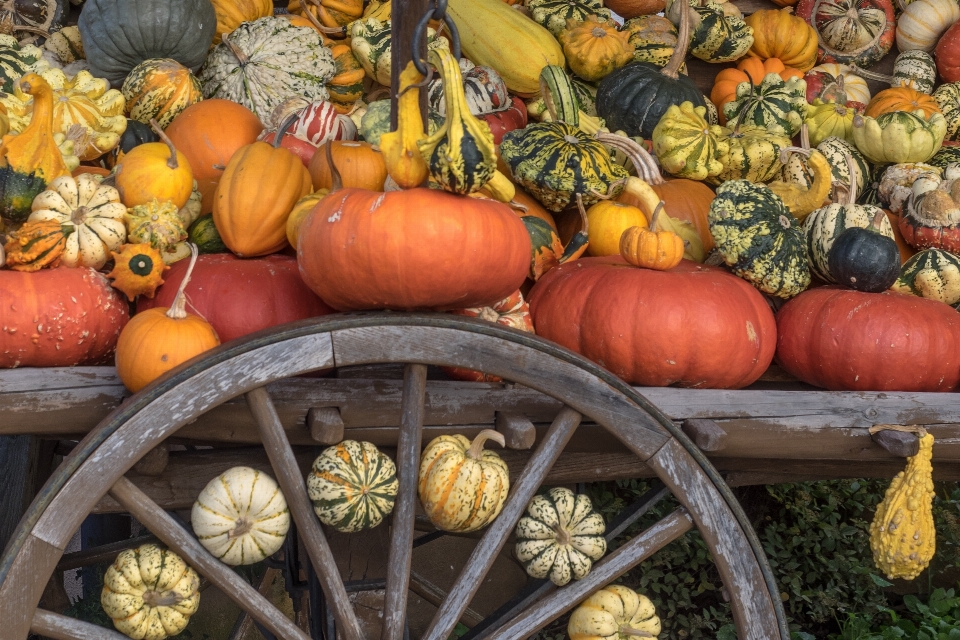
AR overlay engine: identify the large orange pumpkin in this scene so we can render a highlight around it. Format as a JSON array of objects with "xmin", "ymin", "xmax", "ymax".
[
  {"xmin": 0, "ymin": 267, "xmax": 129, "ymax": 367},
  {"xmin": 165, "ymin": 100, "xmax": 265, "ymax": 214},
  {"xmin": 710, "ymin": 57, "xmax": 804, "ymax": 123},
  {"xmin": 528, "ymin": 257, "xmax": 777, "ymax": 388},
  {"xmin": 213, "ymin": 137, "xmax": 313, "ymax": 257},
  {"xmin": 865, "ymin": 86, "xmax": 941, "ymax": 119},
  {"xmin": 308, "ymin": 141, "xmax": 387, "ymax": 191},
  {"xmin": 297, "ymin": 187, "xmax": 531, "ymax": 310},
  {"xmin": 776, "ymin": 287, "xmax": 960, "ymax": 391}
]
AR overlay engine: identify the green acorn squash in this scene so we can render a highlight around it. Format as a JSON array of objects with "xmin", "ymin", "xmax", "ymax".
[
  {"xmin": 672, "ymin": 0, "xmax": 754, "ymax": 63},
  {"xmin": 708, "ymin": 179, "xmax": 811, "ymax": 298},
  {"xmin": 188, "ymin": 214, "xmax": 227, "ymax": 254},
  {"xmin": 933, "ymin": 82, "xmax": 960, "ymax": 142},
  {"xmin": 527, "ymin": 0, "xmax": 610, "ymax": 35},
  {"xmin": 652, "ymin": 100, "xmax": 729, "ymax": 181},
  {"xmin": 723, "ymin": 72, "xmax": 808, "ymax": 137},
  {"xmin": 851, "ymin": 109, "xmax": 947, "ymax": 164},
  {"xmin": 892, "ymin": 247, "xmax": 960, "ymax": 304}
]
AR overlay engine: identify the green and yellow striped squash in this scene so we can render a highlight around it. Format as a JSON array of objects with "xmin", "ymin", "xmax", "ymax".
[
  {"xmin": 527, "ymin": 0, "xmax": 610, "ymax": 35},
  {"xmin": 307, "ymin": 440, "xmax": 399, "ymax": 533},
  {"xmin": 893, "ymin": 50, "xmax": 937, "ymax": 94},
  {"xmin": 624, "ymin": 15, "xmax": 684, "ymax": 70},
  {"xmin": 418, "ymin": 429, "xmax": 509, "ymax": 533},
  {"xmin": 892, "ymin": 248, "xmax": 960, "ymax": 304},
  {"xmin": 539, "ymin": 65, "xmax": 580, "ymax": 126},
  {"xmin": 685, "ymin": 0, "xmax": 755, "ymax": 63},
  {"xmin": 804, "ymin": 201, "xmax": 894, "ymax": 282},
  {"xmin": 782, "ymin": 136, "xmax": 869, "ymax": 196},
  {"xmin": 708, "ymin": 180, "xmax": 811, "ymax": 298},
  {"xmin": 100, "ymin": 544, "xmax": 200, "ymax": 640},
  {"xmin": 933, "ymin": 82, "xmax": 960, "ymax": 142},
  {"xmin": 122, "ymin": 59, "xmax": 202, "ymax": 129},
  {"xmin": 327, "ymin": 43, "xmax": 365, "ymax": 113},
  {"xmin": 0, "ymin": 35, "xmax": 47, "ymax": 94},
  {"xmin": 515, "ymin": 487, "xmax": 607, "ymax": 586},
  {"xmin": 928, "ymin": 144, "xmax": 960, "ymax": 171},
  {"xmin": 723, "ymin": 73, "xmax": 807, "ymax": 137},
  {"xmin": 571, "ymin": 77, "xmax": 598, "ymax": 117},
  {"xmin": 652, "ymin": 101, "xmax": 729, "ymax": 181},
  {"xmin": 44, "ymin": 26, "xmax": 85, "ymax": 65},
  {"xmin": 188, "ymin": 214, "xmax": 227, "ymax": 254},
  {"xmin": 711, "ymin": 124, "xmax": 791, "ymax": 184},
  {"xmin": 499, "ymin": 121, "xmax": 628, "ymax": 212}
]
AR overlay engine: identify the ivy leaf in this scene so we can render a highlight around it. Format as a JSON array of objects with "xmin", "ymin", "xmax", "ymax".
[{"xmin": 870, "ymin": 574, "xmax": 895, "ymax": 588}]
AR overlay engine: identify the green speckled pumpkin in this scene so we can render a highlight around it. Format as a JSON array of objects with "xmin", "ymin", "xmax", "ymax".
[
  {"xmin": 307, "ymin": 440, "xmax": 399, "ymax": 533},
  {"xmin": 892, "ymin": 247, "xmax": 960, "ymax": 304},
  {"xmin": 527, "ymin": 0, "xmax": 610, "ymax": 35},
  {"xmin": 708, "ymin": 180, "xmax": 811, "ymax": 298},
  {"xmin": 934, "ymin": 83, "xmax": 960, "ymax": 142},
  {"xmin": 682, "ymin": 0, "xmax": 755, "ymax": 63},
  {"xmin": 711, "ymin": 123, "xmax": 792, "ymax": 184},
  {"xmin": 893, "ymin": 50, "xmax": 937, "ymax": 94},
  {"xmin": 722, "ymin": 73, "xmax": 808, "ymax": 137},
  {"xmin": 928, "ymin": 144, "xmax": 960, "ymax": 170},
  {"xmin": 499, "ymin": 122, "xmax": 628, "ymax": 212},
  {"xmin": 0, "ymin": 35, "xmax": 47, "ymax": 94},
  {"xmin": 652, "ymin": 101, "xmax": 729, "ymax": 181}
]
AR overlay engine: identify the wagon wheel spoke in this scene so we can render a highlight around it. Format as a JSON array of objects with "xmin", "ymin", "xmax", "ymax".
[
  {"xmin": 422, "ymin": 406, "xmax": 583, "ymax": 640},
  {"xmin": 382, "ymin": 363, "xmax": 428, "ymax": 640},
  {"xmin": 491, "ymin": 507, "xmax": 695, "ymax": 640},
  {"xmin": 33, "ymin": 608, "xmax": 132, "ymax": 640},
  {"xmin": 245, "ymin": 386, "xmax": 365, "ymax": 640},
  {"xmin": 107, "ymin": 475, "xmax": 310, "ymax": 640}
]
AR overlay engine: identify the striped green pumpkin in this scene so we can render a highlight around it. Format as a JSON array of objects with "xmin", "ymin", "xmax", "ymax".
[
  {"xmin": 539, "ymin": 65, "xmax": 580, "ymax": 125},
  {"xmin": 928, "ymin": 144, "xmax": 960, "ymax": 170},
  {"xmin": 804, "ymin": 202, "xmax": 895, "ymax": 282},
  {"xmin": 307, "ymin": 440, "xmax": 398, "ymax": 533},
  {"xmin": 499, "ymin": 122, "xmax": 628, "ymax": 212},
  {"xmin": 624, "ymin": 15, "xmax": 683, "ymax": 70},
  {"xmin": 934, "ymin": 83, "xmax": 960, "ymax": 142},
  {"xmin": 893, "ymin": 50, "xmax": 936, "ymax": 94},
  {"xmin": 0, "ymin": 35, "xmax": 47, "ymax": 94},
  {"xmin": 710, "ymin": 125, "xmax": 791, "ymax": 184},
  {"xmin": 708, "ymin": 180, "xmax": 811, "ymax": 298},
  {"xmin": 784, "ymin": 136, "xmax": 870, "ymax": 195},
  {"xmin": 688, "ymin": 0, "xmax": 754, "ymax": 63},
  {"xmin": 653, "ymin": 101, "xmax": 727, "ymax": 181},
  {"xmin": 892, "ymin": 248, "xmax": 960, "ymax": 305},
  {"xmin": 723, "ymin": 74, "xmax": 807, "ymax": 137},
  {"xmin": 571, "ymin": 76, "xmax": 598, "ymax": 117},
  {"xmin": 514, "ymin": 487, "xmax": 607, "ymax": 586},
  {"xmin": 527, "ymin": 0, "xmax": 609, "ymax": 35},
  {"xmin": 122, "ymin": 59, "xmax": 203, "ymax": 129},
  {"xmin": 188, "ymin": 214, "xmax": 227, "ymax": 254}
]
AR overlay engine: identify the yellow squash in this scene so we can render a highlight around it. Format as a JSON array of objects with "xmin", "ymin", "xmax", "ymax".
[
  {"xmin": 767, "ymin": 146, "xmax": 833, "ymax": 221},
  {"xmin": 380, "ymin": 61, "xmax": 428, "ymax": 189}
]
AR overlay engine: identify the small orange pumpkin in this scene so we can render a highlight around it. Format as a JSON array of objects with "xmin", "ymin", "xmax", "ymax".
[
  {"xmin": 745, "ymin": 9, "xmax": 819, "ymax": 72},
  {"xmin": 620, "ymin": 203, "xmax": 684, "ymax": 270},
  {"xmin": 558, "ymin": 16, "xmax": 634, "ymax": 82},
  {"xmin": 710, "ymin": 57, "xmax": 804, "ymax": 123},
  {"xmin": 308, "ymin": 140, "xmax": 387, "ymax": 191},
  {"xmin": 115, "ymin": 245, "xmax": 220, "ymax": 393},
  {"xmin": 865, "ymin": 86, "xmax": 941, "ymax": 119},
  {"xmin": 114, "ymin": 120, "xmax": 194, "ymax": 209}
]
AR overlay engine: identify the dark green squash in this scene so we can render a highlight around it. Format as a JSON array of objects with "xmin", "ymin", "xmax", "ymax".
[
  {"xmin": 928, "ymin": 145, "xmax": 960, "ymax": 173},
  {"xmin": 188, "ymin": 213, "xmax": 227, "ymax": 254},
  {"xmin": 596, "ymin": 0, "xmax": 703, "ymax": 138},
  {"xmin": 78, "ymin": 0, "xmax": 216, "ymax": 86},
  {"xmin": 828, "ymin": 209, "xmax": 901, "ymax": 292},
  {"xmin": 107, "ymin": 119, "xmax": 159, "ymax": 168}
]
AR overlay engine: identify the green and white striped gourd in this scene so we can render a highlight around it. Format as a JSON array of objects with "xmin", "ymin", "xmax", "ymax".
[
  {"xmin": 539, "ymin": 65, "xmax": 581, "ymax": 126},
  {"xmin": 623, "ymin": 15, "xmax": 684, "ymax": 70},
  {"xmin": 199, "ymin": 17, "xmax": 335, "ymax": 124},
  {"xmin": 527, "ymin": 0, "xmax": 610, "ymax": 35},
  {"xmin": 929, "ymin": 145, "xmax": 960, "ymax": 171},
  {"xmin": 678, "ymin": 0, "xmax": 754, "ymax": 63},
  {"xmin": 191, "ymin": 466, "xmax": 290, "ymax": 566},
  {"xmin": 892, "ymin": 248, "xmax": 960, "ymax": 304},
  {"xmin": 307, "ymin": 440, "xmax": 399, "ymax": 533},
  {"xmin": 782, "ymin": 133, "xmax": 870, "ymax": 197},
  {"xmin": 349, "ymin": 18, "xmax": 447, "ymax": 87},
  {"xmin": 722, "ymin": 73, "xmax": 807, "ymax": 137},
  {"xmin": 933, "ymin": 82, "xmax": 960, "ymax": 142},
  {"xmin": 703, "ymin": 95, "xmax": 719, "ymax": 124},
  {"xmin": 0, "ymin": 35, "xmax": 48, "ymax": 93},
  {"xmin": 571, "ymin": 76, "xmax": 598, "ymax": 117},
  {"xmin": 514, "ymin": 487, "xmax": 607, "ymax": 586},
  {"xmin": 893, "ymin": 50, "xmax": 937, "ymax": 94}
]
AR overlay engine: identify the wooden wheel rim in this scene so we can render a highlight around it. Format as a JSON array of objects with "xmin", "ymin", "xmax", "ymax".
[{"xmin": 0, "ymin": 313, "xmax": 788, "ymax": 639}]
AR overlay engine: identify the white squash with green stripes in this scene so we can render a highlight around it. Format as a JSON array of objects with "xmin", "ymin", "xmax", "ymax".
[
  {"xmin": 514, "ymin": 487, "xmax": 607, "ymax": 586},
  {"xmin": 191, "ymin": 466, "xmax": 290, "ymax": 566},
  {"xmin": 308, "ymin": 440, "xmax": 399, "ymax": 533},
  {"xmin": 893, "ymin": 248, "xmax": 960, "ymax": 304},
  {"xmin": 893, "ymin": 50, "xmax": 937, "ymax": 94}
]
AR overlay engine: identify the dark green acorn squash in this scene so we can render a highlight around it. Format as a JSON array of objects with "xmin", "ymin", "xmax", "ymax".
[
  {"xmin": 188, "ymin": 213, "xmax": 227, "ymax": 254},
  {"xmin": 708, "ymin": 180, "xmax": 811, "ymax": 298},
  {"xmin": 596, "ymin": 1, "xmax": 703, "ymax": 139},
  {"xmin": 78, "ymin": 0, "xmax": 216, "ymax": 86},
  {"xmin": 827, "ymin": 209, "xmax": 900, "ymax": 292}
]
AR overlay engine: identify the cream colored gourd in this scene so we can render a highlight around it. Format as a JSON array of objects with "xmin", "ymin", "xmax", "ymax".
[
  {"xmin": 418, "ymin": 429, "xmax": 509, "ymax": 532},
  {"xmin": 568, "ymin": 584, "xmax": 662, "ymax": 640},
  {"xmin": 101, "ymin": 544, "xmax": 201, "ymax": 640},
  {"xmin": 191, "ymin": 466, "xmax": 290, "ymax": 566},
  {"xmin": 308, "ymin": 440, "xmax": 399, "ymax": 533},
  {"xmin": 28, "ymin": 173, "xmax": 126, "ymax": 269},
  {"xmin": 896, "ymin": 0, "xmax": 960, "ymax": 52}
]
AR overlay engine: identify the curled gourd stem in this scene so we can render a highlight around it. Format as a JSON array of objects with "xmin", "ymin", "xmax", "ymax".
[
  {"xmin": 851, "ymin": 65, "xmax": 895, "ymax": 85},
  {"xmin": 799, "ymin": 123, "xmax": 810, "ymax": 151},
  {"xmin": 662, "ymin": 0, "xmax": 691, "ymax": 79},
  {"xmin": 594, "ymin": 132, "xmax": 665, "ymax": 185},
  {"xmin": 619, "ymin": 627, "xmax": 654, "ymax": 638},
  {"xmin": 149, "ymin": 119, "xmax": 179, "ymax": 170},
  {"xmin": 649, "ymin": 201, "xmax": 665, "ymax": 231},
  {"xmin": 325, "ymin": 142, "xmax": 343, "ymax": 193},
  {"xmin": 167, "ymin": 243, "xmax": 198, "ymax": 320},
  {"xmin": 778, "ymin": 145, "xmax": 811, "ymax": 164},
  {"xmin": 466, "ymin": 429, "xmax": 506, "ymax": 459},
  {"xmin": 575, "ymin": 193, "xmax": 591, "ymax": 238},
  {"xmin": 273, "ymin": 112, "xmax": 301, "ymax": 149}
]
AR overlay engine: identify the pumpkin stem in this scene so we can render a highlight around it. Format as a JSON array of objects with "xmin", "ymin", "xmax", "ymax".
[
  {"xmin": 550, "ymin": 521, "xmax": 572, "ymax": 546},
  {"xmin": 778, "ymin": 146, "xmax": 810, "ymax": 164},
  {"xmin": 142, "ymin": 590, "xmax": 188, "ymax": 608},
  {"xmin": 324, "ymin": 142, "xmax": 343, "ymax": 193},
  {"xmin": 662, "ymin": 0, "xmax": 691, "ymax": 79},
  {"xmin": 800, "ymin": 123, "xmax": 810, "ymax": 151},
  {"xmin": 594, "ymin": 132, "xmax": 664, "ymax": 185},
  {"xmin": 575, "ymin": 193, "xmax": 590, "ymax": 236},
  {"xmin": 869, "ymin": 207, "xmax": 887, "ymax": 232},
  {"xmin": 221, "ymin": 33, "xmax": 250, "ymax": 66},
  {"xmin": 274, "ymin": 112, "xmax": 300, "ymax": 149},
  {"xmin": 149, "ymin": 119, "xmax": 180, "ymax": 170},
  {"xmin": 167, "ymin": 243, "xmax": 198, "ymax": 321},
  {"xmin": 619, "ymin": 627, "xmax": 655, "ymax": 638},
  {"xmin": 649, "ymin": 201, "xmax": 665, "ymax": 231},
  {"xmin": 228, "ymin": 516, "xmax": 255, "ymax": 539},
  {"xmin": 842, "ymin": 153, "xmax": 859, "ymax": 205},
  {"xmin": 466, "ymin": 428, "xmax": 506, "ymax": 459}
]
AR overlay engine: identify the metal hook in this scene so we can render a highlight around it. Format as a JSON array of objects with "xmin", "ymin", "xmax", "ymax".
[
  {"xmin": 410, "ymin": 0, "xmax": 462, "ymax": 75},
  {"xmin": 396, "ymin": 63, "xmax": 435, "ymax": 99}
]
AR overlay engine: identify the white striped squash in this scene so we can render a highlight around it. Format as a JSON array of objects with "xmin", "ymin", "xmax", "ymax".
[
  {"xmin": 418, "ymin": 429, "xmax": 509, "ymax": 533},
  {"xmin": 308, "ymin": 440, "xmax": 398, "ymax": 533},
  {"xmin": 101, "ymin": 544, "xmax": 200, "ymax": 640},
  {"xmin": 515, "ymin": 487, "xmax": 607, "ymax": 586},
  {"xmin": 893, "ymin": 50, "xmax": 937, "ymax": 94},
  {"xmin": 896, "ymin": 0, "xmax": 960, "ymax": 52},
  {"xmin": 191, "ymin": 466, "xmax": 290, "ymax": 565}
]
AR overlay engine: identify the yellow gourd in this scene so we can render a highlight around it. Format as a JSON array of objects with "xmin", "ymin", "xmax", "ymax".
[
  {"xmin": 767, "ymin": 147, "xmax": 833, "ymax": 221},
  {"xmin": 586, "ymin": 200, "xmax": 648, "ymax": 257},
  {"xmin": 380, "ymin": 61, "xmax": 429, "ymax": 189},
  {"xmin": 568, "ymin": 584, "xmax": 661, "ymax": 640},
  {"xmin": 870, "ymin": 428, "xmax": 936, "ymax": 581}
]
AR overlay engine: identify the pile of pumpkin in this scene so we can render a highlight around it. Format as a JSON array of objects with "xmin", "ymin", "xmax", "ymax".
[{"xmin": 100, "ymin": 436, "xmax": 661, "ymax": 640}]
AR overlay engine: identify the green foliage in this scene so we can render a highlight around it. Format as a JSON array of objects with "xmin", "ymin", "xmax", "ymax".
[{"xmin": 835, "ymin": 586, "xmax": 960, "ymax": 639}]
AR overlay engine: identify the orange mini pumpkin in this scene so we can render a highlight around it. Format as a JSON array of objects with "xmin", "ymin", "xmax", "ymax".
[
  {"xmin": 745, "ymin": 9, "xmax": 819, "ymax": 72},
  {"xmin": 620, "ymin": 203, "xmax": 685, "ymax": 270},
  {"xmin": 866, "ymin": 86, "xmax": 941, "ymax": 119},
  {"xmin": 308, "ymin": 140, "xmax": 387, "ymax": 191},
  {"xmin": 710, "ymin": 57, "xmax": 804, "ymax": 123}
]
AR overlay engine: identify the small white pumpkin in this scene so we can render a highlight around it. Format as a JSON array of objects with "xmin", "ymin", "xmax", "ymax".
[
  {"xmin": 896, "ymin": 0, "xmax": 960, "ymax": 52},
  {"xmin": 515, "ymin": 487, "xmax": 607, "ymax": 586},
  {"xmin": 568, "ymin": 584, "xmax": 662, "ymax": 640},
  {"xmin": 191, "ymin": 466, "xmax": 290, "ymax": 566},
  {"xmin": 28, "ymin": 173, "xmax": 126, "ymax": 269},
  {"xmin": 101, "ymin": 544, "xmax": 200, "ymax": 640}
]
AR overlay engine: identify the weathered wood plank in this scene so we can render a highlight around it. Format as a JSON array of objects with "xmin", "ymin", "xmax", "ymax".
[{"xmin": 32, "ymin": 608, "xmax": 131, "ymax": 640}]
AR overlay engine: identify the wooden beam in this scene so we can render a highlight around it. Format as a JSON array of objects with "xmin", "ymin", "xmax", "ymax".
[
  {"xmin": 681, "ymin": 419, "xmax": 727, "ymax": 452},
  {"xmin": 495, "ymin": 411, "xmax": 536, "ymax": 450},
  {"xmin": 308, "ymin": 406, "xmax": 345, "ymax": 444}
]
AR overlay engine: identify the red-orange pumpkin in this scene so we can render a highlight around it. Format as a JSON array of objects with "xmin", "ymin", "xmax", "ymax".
[
  {"xmin": 297, "ymin": 188, "xmax": 531, "ymax": 310},
  {"xmin": 776, "ymin": 287, "xmax": 960, "ymax": 391},
  {"xmin": 528, "ymin": 257, "xmax": 776, "ymax": 388},
  {"xmin": 138, "ymin": 254, "xmax": 334, "ymax": 344},
  {"xmin": 0, "ymin": 267, "xmax": 129, "ymax": 367},
  {"xmin": 443, "ymin": 290, "xmax": 535, "ymax": 382}
]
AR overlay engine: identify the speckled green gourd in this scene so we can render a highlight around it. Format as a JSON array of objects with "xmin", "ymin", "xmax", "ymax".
[
  {"xmin": 684, "ymin": 0, "xmax": 754, "ymax": 63},
  {"xmin": 652, "ymin": 101, "xmax": 729, "ymax": 180},
  {"xmin": 892, "ymin": 248, "xmax": 960, "ymax": 305},
  {"xmin": 527, "ymin": 0, "xmax": 610, "ymax": 35},
  {"xmin": 723, "ymin": 72, "xmax": 808, "ymax": 137}
]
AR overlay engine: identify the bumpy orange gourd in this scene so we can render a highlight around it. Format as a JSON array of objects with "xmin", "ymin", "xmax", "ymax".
[
  {"xmin": 620, "ymin": 203, "xmax": 685, "ymax": 270},
  {"xmin": 866, "ymin": 86, "xmax": 941, "ymax": 119},
  {"xmin": 710, "ymin": 57, "xmax": 804, "ymax": 123},
  {"xmin": 214, "ymin": 128, "xmax": 313, "ymax": 257},
  {"xmin": 308, "ymin": 140, "xmax": 387, "ymax": 191},
  {"xmin": 745, "ymin": 9, "xmax": 819, "ymax": 71},
  {"xmin": 3, "ymin": 219, "xmax": 65, "ymax": 271},
  {"xmin": 114, "ymin": 121, "xmax": 194, "ymax": 209},
  {"xmin": 115, "ymin": 245, "xmax": 220, "ymax": 393}
]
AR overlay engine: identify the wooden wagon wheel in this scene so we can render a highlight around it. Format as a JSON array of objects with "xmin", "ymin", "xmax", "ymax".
[{"xmin": 0, "ymin": 314, "xmax": 790, "ymax": 640}]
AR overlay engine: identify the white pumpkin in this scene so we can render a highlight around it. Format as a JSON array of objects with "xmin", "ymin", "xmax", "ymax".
[
  {"xmin": 27, "ymin": 173, "xmax": 126, "ymax": 269},
  {"xmin": 101, "ymin": 544, "xmax": 200, "ymax": 640},
  {"xmin": 568, "ymin": 584, "xmax": 662, "ymax": 640},
  {"xmin": 896, "ymin": 0, "xmax": 960, "ymax": 52},
  {"xmin": 515, "ymin": 487, "xmax": 607, "ymax": 586},
  {"xmin": 809, "ymin": 63, "xmax": 871, "ymax": 104},
  {"xmin": 191, "ymin": 466, "xmax": 290, "ymax": 566}
]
